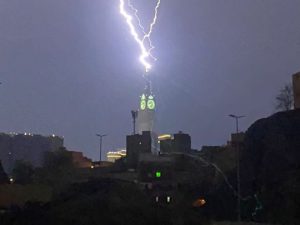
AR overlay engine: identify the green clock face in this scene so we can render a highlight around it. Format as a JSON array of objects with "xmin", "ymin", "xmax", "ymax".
[
  {"xmin": 140, "ymin": 94, "xmax": 146, "ymax": 110},
  {"xmin": 140, "ymin": 100, "xmax": 146, "ymax": 110},
  {"xmin": 147, "ymin": 99, "xmax": 155, "ymax": 110},
  {"xmin": 147, "ymin": 95, "xmax": 155, "ymax": 110},
  {"xmin": 147, "ymin": 100, "xmax": 155, "ymax": 109}
]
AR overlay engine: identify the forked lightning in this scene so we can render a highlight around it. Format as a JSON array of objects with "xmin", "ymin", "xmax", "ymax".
[{"xmin": 119, "ymin": 0, "xmax": 161, "ymax": 73}]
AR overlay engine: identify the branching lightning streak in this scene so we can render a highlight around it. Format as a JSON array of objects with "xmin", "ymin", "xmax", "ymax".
[
  {"xmin": 144, "ymin": 0, "xmax": 160, "ymax": 58},
  {"xmin": 128, "ymin": 0, "xmax": 146, "ymax": 34},
  {"xmin": 119, "ymin": 0, "xmax": 161, "ymax": 72},
  {"xmin": 119, "ymin": 0, "xmax": 151, "ymax": 72}
]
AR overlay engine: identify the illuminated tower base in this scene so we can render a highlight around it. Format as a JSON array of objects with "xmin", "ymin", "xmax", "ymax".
[{"xmin": 136, "ymin": 78, "xmax": 159, "ymax": 154}]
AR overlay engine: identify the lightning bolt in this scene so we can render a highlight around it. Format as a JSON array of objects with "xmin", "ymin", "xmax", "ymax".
[
  {"xmin": 143, "ymin": 0, "xmax": 161, "ymax": 58},
  {"xmin": 119, "ymin": 0, "xmax": 161, "ymax": 73}
]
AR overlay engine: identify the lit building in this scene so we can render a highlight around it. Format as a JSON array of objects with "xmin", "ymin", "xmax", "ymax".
[
  {"xmin": 137, "ymin": 80, "xmax": 156, "ymax": 134},
  {"xmin": 107, "ymin": 149, "xmax": 126, "ymax": 163},
  {"xmin": 135, "ymin": 80, "xmax": 159, "ymax": 155},
  {"xmin": 158, "ymin": 134, "xmax": 172, "ymax": 143}
]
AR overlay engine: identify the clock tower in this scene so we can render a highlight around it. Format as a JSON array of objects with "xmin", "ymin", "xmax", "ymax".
[{"xmin": 137, "ymin": 79, "xmax": 156, "ymax": 134}]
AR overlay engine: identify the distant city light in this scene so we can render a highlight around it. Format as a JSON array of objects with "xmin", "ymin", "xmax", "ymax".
[
  {"xmin": 158, "ymin": 134, "xmax": 172, "ymax": 141},
  {"xmin": 167, "ymin": 196, "xmax": 171, "ymax": 203},
  {"xmin": 192, "ymin": 198, "xmax": 206, "ymax": 207},
  {"xmin": 107, "ymin": 149, "xmax": 127, "ymax": 162}
]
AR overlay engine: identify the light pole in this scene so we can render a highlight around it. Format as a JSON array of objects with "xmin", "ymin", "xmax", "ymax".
[
  {"xmin": 228, "ymin": 114, "xmax": 245, "ymax": 222},
  {"xmin": 229, "ymin": 114, "xmax": 245, "ymax": 133},
  {"xmin": 96, "ymin": 134, "xmax": 107, "ymax": 162},
  {"xmin": 131, "ymin": 110, "xmax": 138, "ymax": 135}
]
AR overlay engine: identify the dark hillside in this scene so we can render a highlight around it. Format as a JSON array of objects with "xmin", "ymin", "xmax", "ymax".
[{"xmin": 241, "ymin": 109, "xmax": 300, "ymax": 224}]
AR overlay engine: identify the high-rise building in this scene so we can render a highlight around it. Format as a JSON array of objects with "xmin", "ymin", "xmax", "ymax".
[
  {"xmin": 293, "ymin": 72, "xmax": 300, "ymax": 109},
  {"xmin": 160, "ymin": 132, "xmax": 191, "ymax": 153},
  {"xmin": 126, "ymin": 131, "xmax": 159, "ymax": 169},
  {"xmin": 137, "ymin": 80, "xmax": 156, "ymax": 134}
]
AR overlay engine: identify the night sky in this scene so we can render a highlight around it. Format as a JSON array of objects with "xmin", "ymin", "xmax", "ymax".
[{"xmin": 0, "ymin": 0, "xmax": 299, "ymax": 160}]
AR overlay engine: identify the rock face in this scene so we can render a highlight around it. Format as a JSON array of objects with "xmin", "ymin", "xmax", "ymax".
[{"xmin": 241, "ymin": 109, "xmax": 300, "ymax": 224}]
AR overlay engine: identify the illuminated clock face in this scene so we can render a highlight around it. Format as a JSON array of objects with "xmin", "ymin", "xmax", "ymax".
[
  {"xmin": 140, "ymin": 100, "xmax": 146, "ymax": 110},
  {"xmin": 140, "ymin": 94, "xmax": 146, "ymax": 110},
  {"xmin": 147, "ymin": 95, "xmax": 155, "ymax": 110}
]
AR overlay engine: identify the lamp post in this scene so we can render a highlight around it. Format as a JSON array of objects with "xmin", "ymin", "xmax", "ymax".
[
  {"xmin": 229, "ymin": 114, "xmax": 245, "ymax": 133},
  {"xmin": 228, "ymin": 114, "xmax": 245, "ymax": 222},
  {"xmin": 96, "ymin": 134, "xmax": 107, "ymax": 162}
]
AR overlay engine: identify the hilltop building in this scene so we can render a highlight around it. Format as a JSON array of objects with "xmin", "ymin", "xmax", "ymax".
[
  {"xmin": 0, "ymin": 132, "xmax": 63, "ymax": 173},
  {"xmin": 160, "ymin": 132, "xmax": 191, "ymax": 154},
  {"xmin": 126, "ymin": 131, "xmax": 191, "ymax": 169},
  {"xmin": 107, "ymin": 149, "xmax": 126, "ymax": 163}
]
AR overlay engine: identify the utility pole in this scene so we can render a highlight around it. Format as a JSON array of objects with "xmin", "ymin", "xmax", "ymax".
[
  {"xmin": 96, "ymin": 134, "xmax": 107, "ymax": 162},
  {"xmin": 229, "ymin": 114, "xmax": 245, "ymax": 222},
  {"xmin": 131, "ymin": 110, "xmax": 138, "ymax": 135}
]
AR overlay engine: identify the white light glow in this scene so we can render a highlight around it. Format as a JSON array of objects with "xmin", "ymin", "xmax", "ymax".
[{"xmin": 119, "ymin": 0, "xmax": 161, "ymax": 73}]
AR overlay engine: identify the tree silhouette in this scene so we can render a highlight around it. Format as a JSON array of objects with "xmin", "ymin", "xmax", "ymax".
[{"xmin": 275, "ymin": 83, "xmax": 294, "ymax": 111}]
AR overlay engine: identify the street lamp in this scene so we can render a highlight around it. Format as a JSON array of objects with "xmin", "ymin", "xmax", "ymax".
[
  {"xmin": 228, "ymin": 114, "xmax": 245, "ymax": 222},
  {"xmin": 229, "ymin": 114, "xmax": 245, "ymax": 133},
  {"xmin": 96, "ymin": 134, "xmax": 107, "ymax": 162}
]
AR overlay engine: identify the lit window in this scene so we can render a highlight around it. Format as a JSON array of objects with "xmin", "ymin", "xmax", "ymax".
[
  {"xmin": 167, "ymin": 196, "xmax": 171, "ymax": 203},
  {"xmin": 155, "ymin": 171, "xmax": 161, "ymax": 178}
]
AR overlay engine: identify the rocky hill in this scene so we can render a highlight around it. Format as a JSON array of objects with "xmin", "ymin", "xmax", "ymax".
[{"xmin": 241, "ymin": 109, "xmax": 300, "ymax": 224}]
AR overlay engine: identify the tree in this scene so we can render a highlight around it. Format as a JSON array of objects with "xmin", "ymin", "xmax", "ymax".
[
  {"xmin": 275, "ymin": 83, "xmax": 294, "ymax": 111},
  {"xmin": 35, "ymin": 147, "xmax": 77, "ymax": 191},
  {"xmin": 12, "ymin": 160, "xmax": 34, "ymax": 184}
]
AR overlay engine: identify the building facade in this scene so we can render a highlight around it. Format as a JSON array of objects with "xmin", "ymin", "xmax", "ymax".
[
  {"xmin": 107, "ymin": 149, "xmax": 126, "ymax": 163},
  {"xmin": 160, "ymin": 132, "xmax": 191, "ymax": 154},
  {"xmin": 137, "ymin": 80, "xmax": 156, "ymax": 134},
  {"xmin": 0, "ymin": 133, "xmax": 64, "ymax": 173}
]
